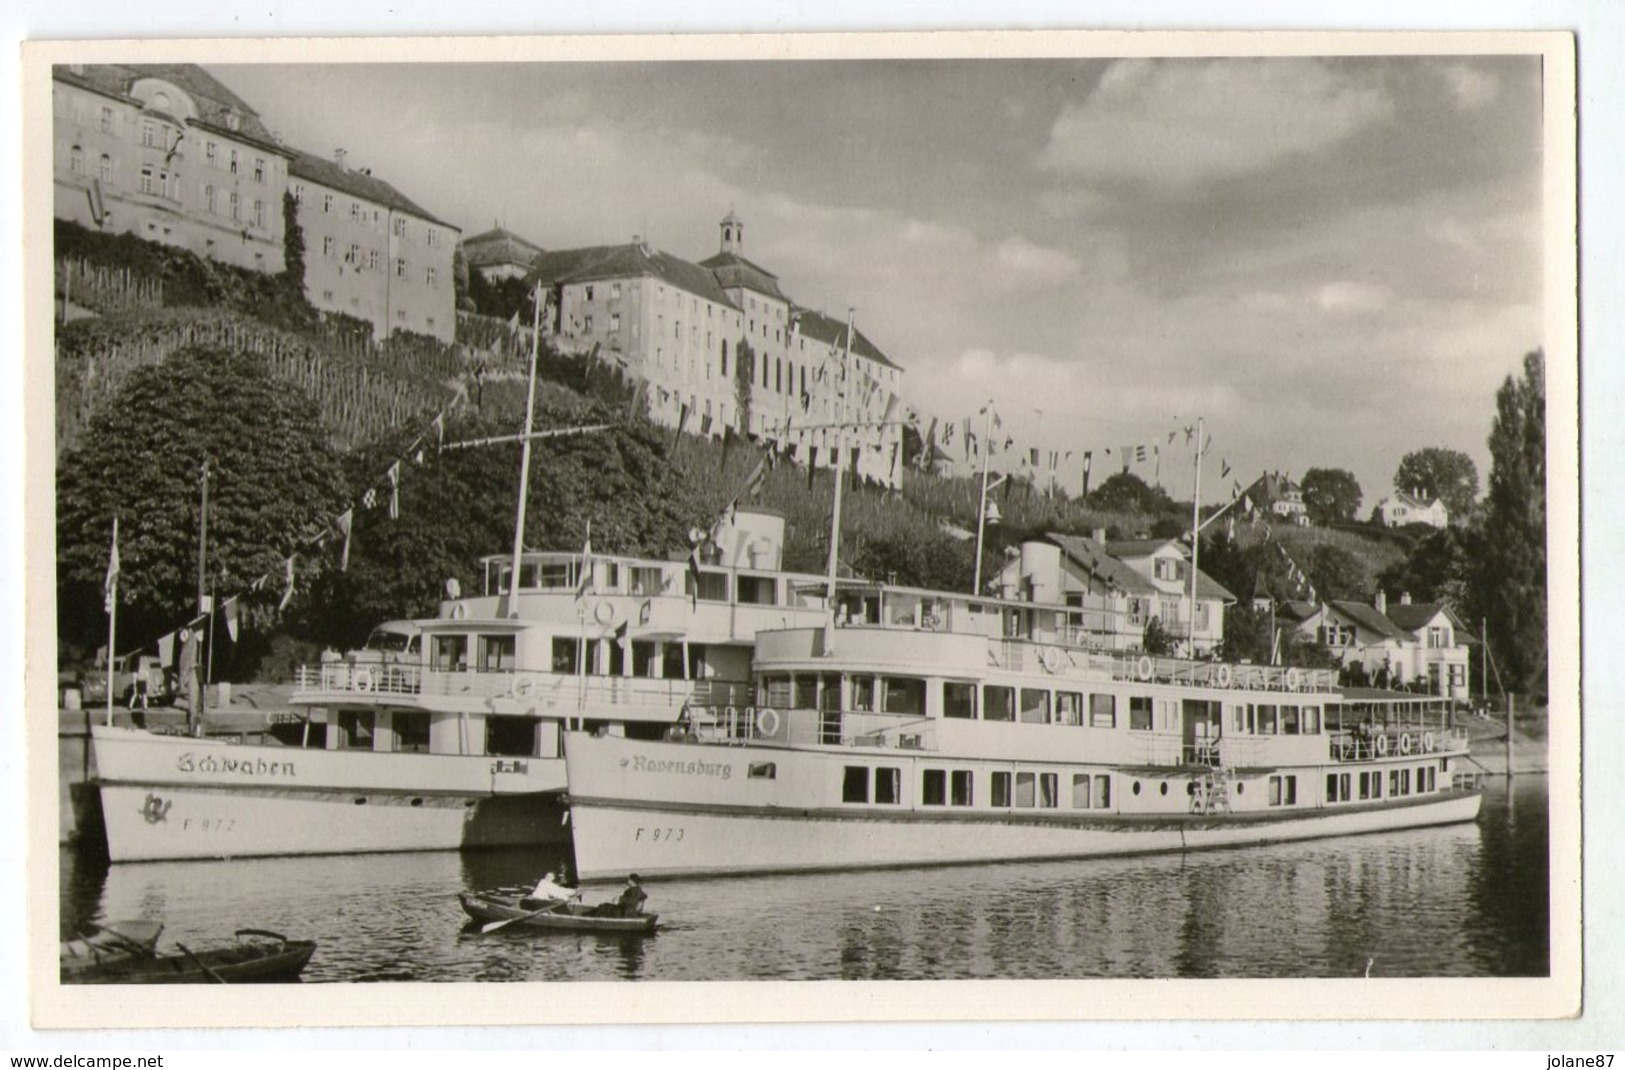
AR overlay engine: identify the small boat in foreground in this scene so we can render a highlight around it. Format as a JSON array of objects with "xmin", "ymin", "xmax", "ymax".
[
  {"xmin": 458, "ymin": 889, "xmax": 658, "ymax": 934},
  {"xmin": 60, "ymin": 920, "xmax": 164, "ymax": 978},
  {"xmin": 61, "ymin": 926, "xmax": 316, "ymax": 984}
]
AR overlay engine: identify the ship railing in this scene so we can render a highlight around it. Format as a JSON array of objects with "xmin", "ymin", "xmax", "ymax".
[
  {"xmin": 296, "ymin": 662, "xmax": 737, "ymax": 714},
  {"xmin": 685, "ymin": 704, "xmax": 938, "ymax": 751},
  {"xmin": 1109, "ymin": 656, "xmax": 1338, "ymax": 693},
  {"xmin": 296, "ymin": 662, "xmax": 422, "ymax": 696},
  {"xmin": 1328, "ymin": 726, "xmax": 1468, "ymax": 762}
]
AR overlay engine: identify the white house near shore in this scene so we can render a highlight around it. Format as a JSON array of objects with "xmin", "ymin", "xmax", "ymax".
[{"xmin": 1376, "ymin": 491, "xmax": 1450, "ymax": 529}]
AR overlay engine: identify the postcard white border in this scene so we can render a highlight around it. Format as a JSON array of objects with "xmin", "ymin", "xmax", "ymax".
[{"xmin": 18, "ymin": 29, "xmax": 1581, "ymax": 1034}]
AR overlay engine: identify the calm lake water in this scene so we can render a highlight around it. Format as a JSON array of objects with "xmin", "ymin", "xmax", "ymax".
[{"xmin": 60, "ymin": 775, "xmax": 1548, "ymax": 981}]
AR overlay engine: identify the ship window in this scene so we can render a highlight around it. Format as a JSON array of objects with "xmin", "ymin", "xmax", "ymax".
[
  {"xmin": 1096, "ymin": 775, "xmax": 1112, "ymax": 809},
  {"xmin": 1086, "ymin": 693, "xmax": 1115, "ymax": 728},
  {"xmin": 1072, "ymin": 774, "xmax": 1092, "ymax": 809},
  {"xmin": 631, "ymin": 641, "xmax": 658, "ymax": 678},
  {"xmin": 1416, "ymin": 766, "xmax": 1428, "ymax": 792},
  {"xmin": 689, "ymin": 569, "xmax": 729, "ymax": 602},
  {"xmin": 1040, "ymin": 773, "xmax": 1059, "ymax": 807},
  {"xmin": 338, "ymin": 710, "xmax": 375, "ymax": 750},
  {"xmin": 793, "ymin": 675, "xmax": 818, "ymax": 710},
  {"xmin": 883, "ymin": 677, "xmax": 925, "ymax": 716},
  {"xmin": 849, "ymin": 674, "xmax": 876, "ymax": 712},
  {"xmin": 1014, "ymin": 772, "xmax": 1036, "ymax": 807},
  {"xmin": 1269, "ymin": 775, "xmax": 1297, "ymax": 806},
  {"xmin": 539, "ymin": 564, "xmax": 571, "ymax": 588},
  {"xmin": 1326, "ymin": 773, "xmax": 1339, "ymax": 802},
  {"xmin": 431, "ymin": 634, "xmax": 468, "ymax": 672},
  {"xmin": 394, "ymin": 711, "xmax": 430, "ymax": 753},
  {"xmin": 875, "ymin": 767, "xmax": 901, "ymax": 805},
  {"xmin": 747, "ymin": 762, "xmax": 776, "ymax": 779},
  {"xmin": 1056, "ymin": 691, "xmax": 1084, "ymax": 726},
  {"xmin": 1269, "ymin": 776, "xmax": 1281, "ymax": 806},
  {"xmin": 630, "ymin": 566, "xmax": 665, "ymax": 596},
  {"xmin": 1128, "ymin": 696, "xmax": 1152, "ymax": 731},
  {"xmin": 486, "ymin": 715, "xmax": 536, "ymax": 757},
  {"xmin": 1281, "ymin": 705, "xmax": 1301, "ymax": 734},
  {"xmin": 1019, "ymin": 688, "xmax": 1051, "ymax": 724},
  {"xmin": 943, "ymin": 682, "xmax": 977, "ymax": 719},
  {"xmin": 737, "ymin": 574, "xmax": 776, "ymax": 605},
  {"xmin": 992, "ymin": 771, "xmax": 1011, "ymax": 807},
  {"xmin": 1302, "ymin": 706, "xmax": 1321, "ymax": 734},
  {"xmin": 984, "ymin": 685, "xmax": 1015, "ymax": 722},
  {"xmin": 950, "ymin": 770, "xmax": 974, "ymax": 806},
  {"xmin": 763, "ymin": 675, "xmax": 793, "ymax": 709},
  {"xmin": 1257, "ymin": 704, "xmax": 1279, "ymax": 734},
  {"xmin": 922, "ymin": 769, "xmax": 946, "ymax": 806},
  {"xmin": 842, "ymin": 766, "xmax": 869, "ymax": 803},
  {"xmin": 551, "ymin": 638, "xmax": 579, "ymax": 674},
  {"xmin": 479, "ymin": 635, "xmax": 516, "ymax": 672}
]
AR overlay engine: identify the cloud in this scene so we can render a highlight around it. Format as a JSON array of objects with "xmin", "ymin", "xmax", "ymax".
[
  {"xmin": 993, "ymin": 236, "xmax": 1082, "ymax": 287},
  {"xmin": 1441, "ymin": 62, "xmax": 1500, "ymax": 110},
  {"xmin": 1038, "ymin": 58, "xmax": 1392, "ymax": 191},
  {"xmin": 1316, "ymin": 281, "xmax": 1392, "ymax": 314}
]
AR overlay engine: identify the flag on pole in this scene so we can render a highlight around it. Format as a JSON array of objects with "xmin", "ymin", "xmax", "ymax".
[
  {"xmin": 743, "ymin": 458, "xmax": 768, "ymax": 500},
  {"xmin": 103, "ymin": 517, "xmax": 120, "ymax": 613},
  {"xmin": 334, "ymin": 509, "xmax": 354, "ymax": 570},
  {"xmin": 223, "ymin": 596, "xmax": 241, "ymax": 642},
  {"xmin": 432, "ymin": 412, "xmax": 445, "ymax": 448},
  {"xmin": 612, "ymin": 619, "xmax": 630, "ymax": 651},
  {"xmin": 575, "ymin": 521, "xmax": 593, "ymax": 600},
  {"xmin": 279, "ymin": 555, "xmax": 296, "ymax": 611},
  {"xmin": 387, "ymin": 461, "xmax": 402, "ymax": 520},
  {"xmin": 1082, "ymin": 451, "xmax": 1093, "ymax": 497},
  {"xmin": 1220, "ymin": 458, "xmax": 1232, "ymax": 480},
  {"xmin": 1135, "ymin": 444, "xmax": 1148, "ymax": 464}
]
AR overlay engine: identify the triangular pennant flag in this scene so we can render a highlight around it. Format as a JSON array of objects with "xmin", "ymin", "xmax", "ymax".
[
  {"xmin": 157, "ymin": 631, "xmax": 175, "ymax": 668},
  {"xmin": 334, "ymin": 508, "xmax": 355, "ymax": 571},
  {"xmin": 613, "ymin": 619, "xmax": 630, "ymax": 650},
  {"xmin": 575, "ymin": 521, "xmax": 593, "ymax": 600},
  {"xmin": 432, "ymin": 412, "xmax": 445, "ymax": 447},
  {"xmin": 103, "ymin": 517, "xmax": 120, "ymax": 614},
  {"xmin": 223, "ymin": 596, "xmax": 241, "ymax": 642},
  {"xmin": 1221, "ymin": 458, "xmax": 1232, "ymax": 480},
  {"xmin": 744, "ymin": 458, "xmax": 768, "ymax": 500},
  {"xmin": 279, "ymin": 555, "xmax": 296, "ymax": 611}
]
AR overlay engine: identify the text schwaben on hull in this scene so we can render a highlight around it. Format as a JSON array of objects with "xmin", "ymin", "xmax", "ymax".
[
  {"xmin": 625, "ymin": 754, "xmax": 733, "ymax": 780},
  {"xmin": 10, "ymin": 1058, "xmax": 165, "ymax": 1068}
]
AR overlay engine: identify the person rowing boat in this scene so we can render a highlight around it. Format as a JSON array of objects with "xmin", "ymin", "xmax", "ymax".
[{"xmin": 529, "ymin": 867, "xmax": 579, "ymax": 904}]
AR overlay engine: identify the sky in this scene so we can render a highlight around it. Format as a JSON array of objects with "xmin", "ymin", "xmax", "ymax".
[{"xmin": 212, "ymin": 54, "xmax": 1545, "ymax": 508}]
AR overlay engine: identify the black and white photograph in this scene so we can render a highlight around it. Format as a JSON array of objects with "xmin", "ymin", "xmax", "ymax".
[{"xmin": 17, "ymin": 26, "xmax": 1584, "ymax": 1035}]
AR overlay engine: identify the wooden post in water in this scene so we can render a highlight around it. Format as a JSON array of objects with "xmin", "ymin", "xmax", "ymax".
[{"xmin": 1505, "ymin": 692, "xmax": 1515, "ymax": 776}]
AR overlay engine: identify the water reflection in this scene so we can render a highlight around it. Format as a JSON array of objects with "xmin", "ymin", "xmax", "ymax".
[{"xmin": 61, "ymin": 777, "xmax": 1549, "ymax": 981}]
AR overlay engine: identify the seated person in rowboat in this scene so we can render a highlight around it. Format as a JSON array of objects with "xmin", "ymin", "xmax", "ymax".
[
  {"xmin": 592, "ymin": 874, "xmax": 647, "ymax": 918},
  {"xmin": 530, "ymin": 869, "xmax": 578, "ymax": 903}
]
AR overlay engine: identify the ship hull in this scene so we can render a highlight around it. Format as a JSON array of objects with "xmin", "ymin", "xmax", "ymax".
[
  {"xmin": 92, "ymin": 725, "xmax": 568, "ymax": 862},
  {"xmin": 564, "ymin": 734, "xmax": 1483, "ymax": 881}
]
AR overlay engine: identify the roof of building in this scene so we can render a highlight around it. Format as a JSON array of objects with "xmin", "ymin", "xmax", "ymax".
[
  {"xmin": 791, "ymin": 307, "xmax": 898, "ymax": 370},
  {"xmin": 1384, "ymin": 492, "xmax": 1446, "ymax": 511},
  {"xmin": 55, "ymin": 63, "xmax": 284, "ymax": 151},
  {"xmin": 1384, "ymin": 600, "xmax": 1468, "ymax": 635},
  {"xmin": 1047, "ymin": 533, "xmax": 1158, "ymax": 596},
  {"xmin": 1327, "ymin": 600, "xmax": 1415, "ymax": 642},
  {"xmin": 1275, "ymin": 599, "xmax": 1322, "ymax": 623},
  {"xmin": 461, "ymin": 226, "xmax": 543, "ymax": 268},
  {"xmin": 1246, "ymin": 471, "xmax": 1302, "ymax": 507},
  {"xmin": 700, "ymin": 250, "xmax": 790, "ymax": 303},
  {"xmin": 286, "ymin": 150, "xmax": 455, "ymax": 230},
  {"xmin": 1104, "ymin": 537, "xmax": 1179, "ymax": 558},
  {"xmin": 530, "ymin": 243, "xmax": 740, "ymax": 311}
]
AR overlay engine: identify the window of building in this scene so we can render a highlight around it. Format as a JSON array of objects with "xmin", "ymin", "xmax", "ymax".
[
  {"xmin": 612, "ymin": 282, "xmax": 622, "ymax": 298},
  {"xmin": 252, "ymin": 200, "xmax": 265, "ymax": 228},
  {"xmin": 396, "ymin": 258, "xmax": 407, "ymax": 278},
  {"xmin": 252, "ymin": 157, "xmax": 265, "ymax": 183},
  {"xmin": 68, "ymin": 145, "xmax": 84, "ymax": 174},
  {"xmin": 138, "ymin": 166, "xmax": 156, "ymax": 195},
  {"xmin": 1056, "ymin": 691, "xmax": 1085, "ymax": 726},
  {"xmin": 321, "ymin": 236, "xmax": 333, "ymax": 258},
  {"xmin": 951, "ymin": 770, "xmax": 974, "ymax": 806},
  {"xmin": 992, "ymin": 771, "xmax": 1012, "ymax": 807},
  {"xmin": 1019, "ymin": 688, "xmax": 1051, "ymax": 724},
  {"xmin": 394, "ymin": 217, "xmax": 407, "ymax": 238},
  {"xmin": 1257, "ymin": 704, "xmax": 1278, "ymax": 734},
  {"xmin": 99, "ymin": 106, "xmax": 114, "ymax": 133},
  {"xmin": 427, "ymin": 228, "xmax": 439, "ymax": 247},
  {"xmin": 349, "ymin": 202, "xmax": 361, "ymax": 221},
  {"xmin": 1281, "ymin": 705, "xmax": 1300, "ymax": 735},
  {"xmin": 610, "ymin": 312, "xmax": 621, "ymax": 332},
  {"xmin": 344, "ymin": 243, "xmax": 359, "ymax": 264},
  {"xmin": 842, "ymin": 766, "xmax": 869, "ymax": 803},
  {"xmin": 984, "ymin": 684, "xmax": 1015, "ymax": 722},
  {"xmin": 140, "ymin": 119, "xmax": 158, "ymax": 147},
  {"xmin": 98, "ymin": 154, "xmax": 112, "ymax": 182},
  {"xmin": 368, "ymin": 250, "xmax": 380, "ymax": 270},
  {"xmin": 922, "ymin": 769, "xmax": 947, "ymax": 806},
  {"xmin": 426, "ymin": 266, "xmax": 437, "ymax": 287},
  {"xmin": 1128, "ymin": 695, "xmax": 1153, "ymax": 731},
  {"xmin": 323, "ymin": 193, "xmax": 333, "ymax": 214},
  {"xmin": 229, "ymin": 149, "xmax": 239, "ymax": 174},
  {"xmin": 943, "ymin": 681, "xmax": 977, "ymax": 719},
  {"xmin": 202, "ymin": 184, "xmax": 216, "ymax": 213}
]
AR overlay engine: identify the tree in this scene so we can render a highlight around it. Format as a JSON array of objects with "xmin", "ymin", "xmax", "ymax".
[
  {"xmin": 56, "ymin": 345, "xmax": 347, "ymax": 656},
  {"xmin": 1377, "ymin": 525, "xmax": 1478, "ymax": 607},
  {"xmin": 1219, "ymin": 602, "xmax": 1272, "ymax": 663},
  {"xmin": 1475, "ymin": 350, "xmax": 1545, "ymax": 697},
  {"xmin": 1142, "ymin": 615, "xmax": 1174, "ymax": 655},
  {"xmin": 1304, "ymin": 543, "xmax": 1367, "ymax": 602},
  {"xmin": 1299, "ymin": 467, "xmax": 1363, "ymax": 524},
  {"xmin": 1088, "ymin": 472, "xmax": 1175, "ymax": 516},
  {"xmin": 1394, "ymin": 447, "xmax": 1479, "ymax": 521}
]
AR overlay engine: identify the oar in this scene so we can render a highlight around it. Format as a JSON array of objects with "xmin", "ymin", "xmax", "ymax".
[
  {"xmin": 478, "ymin": 898, "xmax": 571, "ymax": 935},
  {"xmin": 175, "ymin": 942, "xmax": 230, "ymax": 984}
]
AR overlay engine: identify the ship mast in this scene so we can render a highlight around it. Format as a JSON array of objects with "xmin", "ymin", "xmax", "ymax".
[
  {"xmin": 1187, "ymin": 416, "xmax": 1204, "ymax": 657},
  {"xmin": 823, "ymin": 309, "xmax": 855, "ymax": 648},
  {"xmin": 506, "ymin": 281, "xmax": 545, "ymax": 618}
]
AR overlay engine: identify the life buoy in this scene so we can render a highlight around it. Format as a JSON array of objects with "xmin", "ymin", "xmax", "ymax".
[
  {"xmin": 354, "ymin": 668, "xmax": 373, "ymax": 692},
  {"xmin": 1423, "ymin": 732, "xmax": 1436, "ymax": 753},
  {"xmin": 594, "ymin": 601, "xmax": 615, "ymax": 626},
  {"xmin": 1399, "ymin": 733, "xmax": 1413, "ymax": 756},
  {"xmin": 755, "ymin": 707, "xmax": 780, "ymax": 737},
  {"xmin": 1042, "ymin": 647, "xmax": 1062, "ymax": 673},
  {"xmin": 1285, "ymin": 668, "xmax": 1302, "ymax": 692},
  {"xmin": 1136, "ymin": 655, "xmax": 1154, "ymax": 682},
  {"xmin": 1215, "ymin": 664, "xmax": 1233, "ymax": 688},
  {"xmin": 1376, "ymin": 734, "xmax": 1389, "ymax": 757},
  {"xmin": 450, "ymin": 603, "xmax": 467, "ymax": 620}
]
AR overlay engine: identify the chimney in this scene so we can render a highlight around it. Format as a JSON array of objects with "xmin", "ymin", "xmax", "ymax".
[
  {"xmin": 1375, "ymin": 591, "xmax": 1387, "ymax": 615},
  {"xmin": 334, "ymin": 148, "xmax": 348, "ymax": 170},
  {"xmin": 1400, "ymin": 591, "xmax": 1412, "ymax": 605}
]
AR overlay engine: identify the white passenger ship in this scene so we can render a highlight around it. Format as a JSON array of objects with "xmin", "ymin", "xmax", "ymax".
[
  {"xmin": 563, "ymin": 576, "xmax": 1484, "ymax": 881},
  {"xmin": 92, "ymin": 509, "xmax": 833, "ymax": 862}
]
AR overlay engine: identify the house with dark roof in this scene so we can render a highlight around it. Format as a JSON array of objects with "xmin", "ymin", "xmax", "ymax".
[
  {"xmin": 1242, "ymin": 471, "xmax": 1310, "ymax": 526},
  {"xmin": 461, "ymin": 225, "xmax": 543, "ymax": 281},
  {"xmin": 526, "ymin": 210, "xmax": 906, "ymax": 486},
  {"xmin": 287, "ymin": 148, "xmax": 460, "ymax": 343},
  {"xmin": 52, "ymin": 63, "xmax": 293, "ymax": 272},
  {"xmin": 1375, "ymin": 491, "xmax": 1450, "ymax": 529},
  {"xmin": 993, "ymin": 532, "xmax": 1235, "ymax": 655},
  {"xmin": 1280, "ymin": 590, "xmax": 1470, "ymax": 697}
]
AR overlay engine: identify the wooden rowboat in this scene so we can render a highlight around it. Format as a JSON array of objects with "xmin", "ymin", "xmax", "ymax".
[
  {"xmin": 60, "ymin": 920, "xmax": 165, "ymax": 979},
  {"xmin": 61, "ymin": 927, "xmax": 316, "ymax": 984},
  {"xmin": 459, "ymin": 889, "xmax": 658, "ymax": 934}
]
